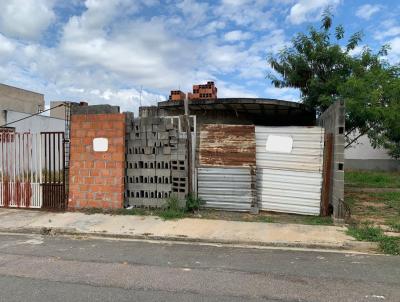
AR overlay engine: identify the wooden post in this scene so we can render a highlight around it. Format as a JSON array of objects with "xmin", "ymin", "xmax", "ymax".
[{"xmin": 321, "ymin": 133, "xmax": 333, "ymax": 216}]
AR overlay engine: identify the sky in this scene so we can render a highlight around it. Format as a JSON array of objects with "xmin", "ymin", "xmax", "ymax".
[{"xmin": 0, "ymin": 0, "xmax": 399, "ymax": 114}]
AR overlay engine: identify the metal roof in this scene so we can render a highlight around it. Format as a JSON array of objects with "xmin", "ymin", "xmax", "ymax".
[
  {"xmin": 158, "ymin": 98, "xmax": 313, "ymax": 114},
  {"xmin": 158, "ymin": 98, "xmax": 316, "ymax": 126}
]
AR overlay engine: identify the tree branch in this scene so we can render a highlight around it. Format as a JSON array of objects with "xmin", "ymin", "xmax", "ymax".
[{"xmin": 345, "ymin": 131, "xmax": 366, "ymax": 149}]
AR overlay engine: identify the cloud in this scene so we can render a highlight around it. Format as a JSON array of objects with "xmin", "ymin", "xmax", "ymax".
[
  {"xmin": 0, "ymin": 0, "xmax": 55, "ymax": 40},
  {"xmin": 224, "ymin": 30, "xmax": 252, "ymax": 42},
  {"xmin": 60, "ymin": 2, "xmax": 197, "ymax": 90},
  {"xmin": 355, "ymin": 4, "xmax": 382, "ymax": 20},
  {"xmin": 0, "ymin": 0, "xmax": 314, "ymax": 113},
  {"xmin": 215, "ymin": 0, "xmax": 276, "ymax": 30},
  {"xmin": 264, "ymin": 87, "xmax": 300, "ymax": 102},
  {"xmin": 387, "ymin": 36, "xmax": 400, "ymax": 64},
  {"xmin": 287, "ymin": 0, "xmax": 341, "ymax": 25},
  {"xmin": 217, "ymin": 81, "xmax": 258, "ymax": 98},
  {"xmin": 0, "ymin": 34, "xmax": 15, "ymax": 58}
]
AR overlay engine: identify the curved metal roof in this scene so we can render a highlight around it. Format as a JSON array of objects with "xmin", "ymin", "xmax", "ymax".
[
  {"xmin": 158, "ymin": 98, "xmax": 312, "ymax": 113},
  {"xmin": 157, "ymin": 98, "xmax": 316, "ymax": 126}
]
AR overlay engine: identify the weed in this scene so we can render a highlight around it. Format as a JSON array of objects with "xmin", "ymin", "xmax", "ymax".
[
  {"xmin": 387, "ymin": 218, "xmax": 400, "ymax": 232},
  {"xmin": 114, "ymin": 208, "xmax": 148, "ymax": 216},
  {"xmin": 346, "ymin": 222, "xmax": 383, "ymax": 241},
  {"xmin": 82, "ymin": 208, "xmax": 105, "ymax": 215},
  {"xmin": 346, "ymin": 222, "xmax": 400, "ymax": 255},
  {"xmin": 379, "ymin": 236, "xmax": 400, "ymax": 255},
  {"xmin": 303, "ymin": 216, "xmax": 333, "ymax": 225},
  {"xmin": 158, "ymin": 209, "xmax": 185, "ymax": 220},
  {"xmin": 185, "ymin": 193, "xmax": 204, "ymax": 212},
  {"xmin": 256, "ymin": 216, "xmax": 275, "ymax": 223},
  {"xmin": 158, "ymin": 195, "xmax": 185, "ymax": 220}
]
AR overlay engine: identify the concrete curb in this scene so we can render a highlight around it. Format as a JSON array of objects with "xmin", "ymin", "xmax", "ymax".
[{"xmin": 0, "ymin": 226, "xmax": 379, "ymax": 253}]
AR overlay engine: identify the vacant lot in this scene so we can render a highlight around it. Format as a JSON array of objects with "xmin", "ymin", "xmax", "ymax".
[
  {"xmin": 345, "ymin": 170, "xmax": 400, "ymax": 188},
  {"xmin": 345, "ymin": 170, "xmax": 400, "ymax": 232}
]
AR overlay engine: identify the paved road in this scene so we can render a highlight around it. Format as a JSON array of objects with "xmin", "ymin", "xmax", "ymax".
[{"xmin": 0, "ymin": 233, "xmax": 399, "ymax": 302}]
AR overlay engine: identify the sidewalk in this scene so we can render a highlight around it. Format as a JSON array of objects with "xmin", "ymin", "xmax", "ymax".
[{"xmin": 0, "ymin": 209, "xmax": 376, "ymax": 252}]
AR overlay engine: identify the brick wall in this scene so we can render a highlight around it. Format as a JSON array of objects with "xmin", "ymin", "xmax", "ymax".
[{"xmin": 68, "ymin": 113, "xmax": 126, "ymax": 209}]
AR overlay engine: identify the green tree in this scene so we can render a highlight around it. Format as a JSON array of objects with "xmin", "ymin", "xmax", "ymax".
[{"xmin": 268, "ymin": 9, "xmax": 400, "ymax": 158}]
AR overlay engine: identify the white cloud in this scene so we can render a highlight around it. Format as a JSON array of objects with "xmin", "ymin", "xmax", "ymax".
[
  {"xmin": 374, "ymin": 26, "xmax": 400, "ymax": 40},
  {"xmin": 0, "ymin": 34, "xmax": 15, "ymax": 58},
  {"xmin": 215, "ymin": 0, "xmax": 276, "ymax": 30},
  {"xmin": 217, "ymin": 81, "xmax": 258, "ymax": 98},
  {"xmin": 264, "ymin": 87, "xmax": 300, "ymax": 102},
  {"xmin": 224, "ymin": 30, "xmax": 252, "ymax": 42},
  {"xmin": 287, "ymin": 0, "xmax": 341, "ymax": 25},
  {"xmin": 0, "ymin": 0, "xmax": 55, "ymax": 40},
  {"xmin": 60, "ymin": 2, "xmax": 197, "ymax": 90},
  {"xmin": 387, "ymin": 36, "xmax": 400, "ymax": 64},
  {"xmin": 355, "ymin": 4, "xmax": 382, "ymax": 20},
  {"xmin": 0, "ymin": 0, "xmax": 301, "ymax": 113}
]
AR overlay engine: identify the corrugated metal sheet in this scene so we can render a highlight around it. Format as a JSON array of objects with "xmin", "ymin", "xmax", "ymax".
[
  {"xmin": 198, "ymin": 167, "xmax": 253, "ymax": 211},
  {"xmin": 255, "ymin": 126, "xmax": 324, "ymax": 215},
  {"xmin": 199, "ymin": 124, "xmax": 255, "ymax": 167}
]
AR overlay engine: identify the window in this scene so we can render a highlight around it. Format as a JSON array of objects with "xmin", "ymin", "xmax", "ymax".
[{"xmin": 265, "ymin": 135, "xmax": 293, "ymax": 153}]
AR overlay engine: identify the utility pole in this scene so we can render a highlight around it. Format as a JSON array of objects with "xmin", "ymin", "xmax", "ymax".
[{"xmin": 184, "ymin": 96, "xmax": 192, "ymax": 195}]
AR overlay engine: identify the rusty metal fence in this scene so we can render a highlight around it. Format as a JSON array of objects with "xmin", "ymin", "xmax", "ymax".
[{"xmin": 0, "ymin": 131, "xmax": 66, "ymax": 210}]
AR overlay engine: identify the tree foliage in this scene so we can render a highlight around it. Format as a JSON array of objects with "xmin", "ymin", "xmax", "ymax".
[{"xmin": 268, "ymin": 9, "xmax": 400, "ymax": 158}]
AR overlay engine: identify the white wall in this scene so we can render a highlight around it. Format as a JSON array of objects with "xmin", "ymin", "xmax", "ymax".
[
  {"xmin": 345, "ymin": 132, "xmax": 391, "ymax": 160},
  {"xmin": 4, "ymin": 110, "xmax": 65, "ymax": 133}
]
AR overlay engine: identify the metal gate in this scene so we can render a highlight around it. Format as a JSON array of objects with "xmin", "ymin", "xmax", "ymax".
[
  {"xmin": 0, "ymin": 131, "xmax": 66, "ymax": 210},
  {"xmin": 198, "ymin": 167, "xmax": 254, "ymax": 211},
  {"xmin": 255, "ymin": 126, "xmax": 325, "ymax": 215}
]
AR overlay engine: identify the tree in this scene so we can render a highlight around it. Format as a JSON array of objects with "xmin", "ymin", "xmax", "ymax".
[{"xmin": 268, "ymin": 9, "xmax": 400, "ymax": 158}]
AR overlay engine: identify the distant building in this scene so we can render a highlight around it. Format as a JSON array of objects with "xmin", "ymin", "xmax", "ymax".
[
  {"xmin": 50, "ymin": 101, "xmax": 86, "ymax": 119},
  {"xmin": 1, "ymin": 110, "xmax": 65, "ymax": 133},
  {"xmin": 168, "ymin": 90, "xmax": 186, "ymax": 102},
  {"xmin": 345, "ymin": 131, "xmax": 399, "ymax": 172},
  {"xmin": 188, "ymin": 81, "xmax": 217, "ymax": 100},
  {"xmin": 0, "ymin": 83, "xmax": 44, "ymax": 126}
]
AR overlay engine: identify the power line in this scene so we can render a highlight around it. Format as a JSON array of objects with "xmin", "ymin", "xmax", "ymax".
[{"xmin": 0, "ymin": 103, "xmax": 66, "ymax": 128}]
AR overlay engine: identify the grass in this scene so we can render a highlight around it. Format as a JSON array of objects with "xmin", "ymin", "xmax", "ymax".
[
  {"xmin": 345, "ymin": 190, "xmax": 400, "ymax": 232},
  {"xmin": 387, "ymin": 218, "xmax": 400, "ymax": 232},
  {"xmin": 345, "ymin": 170, "xmax": 400, "ymax": 188},
  {"xmin": 80, "ymin": 205, "xmax": 334, "ymax": 226},
  {"xmin": 300, "ymin": 216, "xmax": 334, "ymax": 225},
  {"xmin": 346, "ymin": 223, "xmax": 400, "ymax": 255}
]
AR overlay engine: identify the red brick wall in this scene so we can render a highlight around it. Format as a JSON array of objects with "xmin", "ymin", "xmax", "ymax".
[{"xmin": 68, "ymin": 113, "xmax": 125, "ymax": 209}]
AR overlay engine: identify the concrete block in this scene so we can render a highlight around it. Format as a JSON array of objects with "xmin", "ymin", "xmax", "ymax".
[
  {"xmin": 163, "ymin": 147, "xmax": 171, "ymax": 155},
  {"xmin": 158, "ymin": 132, "xmax": 169, "ymax": 140},
  {"xmin": 153, "ymin": 124, "xmax": 166, "ymax": 132}
]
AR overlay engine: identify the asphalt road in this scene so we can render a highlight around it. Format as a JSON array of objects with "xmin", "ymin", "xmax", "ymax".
[{"xmin": 0, "ymin": 233, "xmax": 399, "ymax": 302}]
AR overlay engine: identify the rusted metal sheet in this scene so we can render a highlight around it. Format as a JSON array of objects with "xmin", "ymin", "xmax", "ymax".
[
  {"xmin": 0, "ymin": 131, "xmax": 66, "ymax": 210},
  {"xmin": 321, "ymin": 133, "xmax": 333, "ymax": 216},
  {"xmin": 199, "ymin": 124, "xmax": 256, "ymax": 167},
  {"xmin": 41, "ymin": 132, "xmax": 66, "ymax": 210}
]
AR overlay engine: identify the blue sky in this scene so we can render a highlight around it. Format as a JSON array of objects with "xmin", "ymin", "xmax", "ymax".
[{"xmin": 0, "ymin": 0, "xmax": 399, "ymax": 113}]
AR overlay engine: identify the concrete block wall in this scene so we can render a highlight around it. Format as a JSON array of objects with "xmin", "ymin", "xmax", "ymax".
[
  {"xmin": 318, "ymin": 101, "xmax": 345, "ymax": 220},
  {"xmin": 125, "ymin": 115, "xmax": 188, "ymax": 208},
  {"xmin": 68, "ymin": 113, "xmax": 126, "ymax": 209}
]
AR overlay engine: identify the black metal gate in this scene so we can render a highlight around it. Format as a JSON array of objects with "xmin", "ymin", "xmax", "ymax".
[{"xmin": 41, "ymin": 132, "xmax": 66, "ymax": 210}]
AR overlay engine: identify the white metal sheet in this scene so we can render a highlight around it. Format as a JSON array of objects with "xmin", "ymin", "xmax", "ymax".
[
  {"xmin": 198, "ymin": 167, "xmax": 252, "ymax": 211},
  {"xmin": 256, "ymin": 126, "xmax": 324, "ymax": 215}
]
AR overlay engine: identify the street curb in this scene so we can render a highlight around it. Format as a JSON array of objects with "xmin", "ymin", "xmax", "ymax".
[{"xmin": 0, "ymin": 226, "xmax": 379, "ymax": 253}]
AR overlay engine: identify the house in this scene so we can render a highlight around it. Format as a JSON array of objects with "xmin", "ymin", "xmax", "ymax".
[{"xmin": 345, "ymin": 132, "xmax": 399, "ymax": 172}]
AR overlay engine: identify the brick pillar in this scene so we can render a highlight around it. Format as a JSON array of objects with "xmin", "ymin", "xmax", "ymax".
[{"xmin": 68, "ymin": 113, "xmax": 126, "ymax": 209}]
